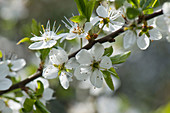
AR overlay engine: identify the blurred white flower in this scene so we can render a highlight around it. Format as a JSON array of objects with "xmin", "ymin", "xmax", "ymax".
[
  {"xmin": 62, "ymin": 16, "xmax": 93, "ymax": 40},
  {"xmin": 29, "ymin": 21, "xmax": 67, "ymax": 50},
  {"xmin": 43, "ymin": 48, "xmax": 79, "ymax": 89},
  {"xmin": 0, "ymin": 99, "xmax": 12, "ymax": 113},
  {"xmin": 74, "ymin": 43, "xmax": 112, "ymax": 88}
]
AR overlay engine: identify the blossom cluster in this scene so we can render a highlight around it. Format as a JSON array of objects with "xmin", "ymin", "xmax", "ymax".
[{"xmin": 0, "ymin": 0, "xmax": 169, "ymax": 113}]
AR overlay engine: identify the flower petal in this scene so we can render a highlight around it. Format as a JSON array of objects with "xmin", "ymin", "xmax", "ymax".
[
  {"xmin": 30, "ymin": 37, "xmax": 45, "ymax": 41},
  {"xmin": 0, "ymin": 78, "xmax": 12, "ymax": 91},
  {"xmin": 149, "ymin": 28, "xmax": 162, "ymax": 40},
  {"xmin": 49, "ymin": 48, "xmax": 68, "ymax": 65},
  {"xmin": 163, "ymin": 2, "xmax": 170, "ymax": 16},
  {"xmin": 155, "ymin": 16, "xmax": 169, "ymax": 32},
  {"xmin": 91, "ymin": 16, "xmax": 101, "ymax": 26},
  {"xmin": 137, "ymin": 34, "xmax": 150, "ymax": 50},
  {"xmin": 90, "ymin": 43, "xmax": 104, "ymax": 61},
  {"xmin": 42, "ymin": 88, "xmax": 54, "ymax": 101},
  {"xmin": 65, "ymin": 57, "xmax": 79, "ymax": 69},
  {"xmin": 84, "ymin": 22, "xmax": 93, "ymax": 32},
  {"xmin": 123, "ymin": 30, "xmax": 137, "ymax": 49},
  {"xmin": 90, "ymin": 69, "xmax": 103, "ymax": 88},
  {"xmin": 76, "ymin": 49, "xmax": 93, "ymax": 65},
  {"xmin": 11, "ymin": 59, "xmax": 26, "ymax": 71},
  {"xmin": 100, "ymin": 56, "xmax": 112, "ymax": 69},
  {"xmin": 66, "ymin": 33, "xmax": 77, "ymax": 40},
  {"xmin": 0, "ymin": 100, "xmax": 5, "ymax": 111},
  {"xmin": 59, "ymin": 72, "xmax": 70, "ymax": 89},
  {"xmin": 43, "ymin": 65, "xmax": 58, "ymax": 79},
  {"xmin": 0, "ymin": 62, "xmax": 9, "ymax": 78},
  {"xmin": 28, "ymin": 41, "xmax": 45, "ymax": 50},
  {"xmin": 2, "ymin": 107, "xmax": 12, "ymax": 113},
  {"xmin": 96, "ymin": 5, "xmax": 108, "ymax": 18},
  {"xmin": 52, "ymin": 33, "xmax": 68, "ymax": 40},
  {"xmin": 74, "ymin": 65, "xmax": 92, "ymax": 81}
]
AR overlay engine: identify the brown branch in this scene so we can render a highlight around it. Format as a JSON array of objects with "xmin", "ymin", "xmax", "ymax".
[{"xmin": 0, "ymin": 9, "xmax": 163, "ymax": 96}]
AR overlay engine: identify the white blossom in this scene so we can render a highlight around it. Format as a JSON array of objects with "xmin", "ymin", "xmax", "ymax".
[
  {"xmin": 74, "ymin": 43, "xmax": 112, "ymax": 88},
  {"xmin": 62, "ymin": 16, "xmax": 93, "ymax": 41},
  {"xmin": 43, "ymin": 48, "xmax": 79, "ymax": 89},
  {"xmin": 92, "ymin": 5, "xmax": 124, "ymax": 32},
  {"xmin": 29, "ymin": 20, "xmax": 67, "ymax": 50}
]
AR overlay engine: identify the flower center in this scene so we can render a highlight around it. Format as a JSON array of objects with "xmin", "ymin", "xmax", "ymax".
[
  {"xmin": 72, "ymin": 25, "xmax": 84, "ymax": 35},
  {"xmin": 91, "ymin": 61, "xmax": 100, "ymax": 71}
]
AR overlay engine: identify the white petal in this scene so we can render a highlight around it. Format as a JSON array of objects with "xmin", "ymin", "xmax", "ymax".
[
  {"xmin": 123, "ymin": 30, "xmax": 137, "ymax": 49},
  {"xmin": 100, "ymin": 56, "xmax": 112, "ymax": 69},
  {"xmin": 90, "ymin": 69, "xmax": 103, "ymax": 88},
  {"xmin": 74, "ymin": 65, "xmax": 92, "ymax": 81},
  {"xmin": 65, "ymin": 57, "xmax": 79, "ymax": 69},
  {"xmin": 49, "ymin": 48, "xmax": 68, "ymax": 65},
  {"xmin": 164, "ymin": 16, "xmax": 170, "ymax": 32},
  {"xmin": 52, "ymin": 33, "xmax": 68, "ymax": 40},
  {"xmin": 43, "ymin": 65, "xmax": 58, "ymax": 79},
  {"xmin": 0, "ymin": 78, "xmax": 12, "ymax": 91},
  {"xmin": 84, "ymin": 22, "xmax": 93, "ymax": 32},
  {"xmin": 90, "ymin": 43, "xmax": 104, "ymax": 61},
  {"xmin": 96, "ymin": 5, "xmax": 108, "ymax": 18},
  {"xmin": 91, "ymin": 16, "xmax": 101, "ymax": 26},
  {"xmin": 39, "ymin": 98, "xmax": 46, "ymax": 106},
  {"xmin": 30, "ymin": 37, "xmax": 44, "ymax": 41},
  {"xmin": 66, "ymin": 33, "xmax": 77, "ymax": 40},
  {"xmin": 137, "ymin": 34, "xmax": 150, "ymax": 50},
  {"xmin": 11, "ymin": 59, "xmax": 26, "ymax": 71},
  {"xmin": 0, "ymin": 100, "xmax": 5, "ymax": 111},
  {"xmin": 76, "ymin": 49, "xmax": 93, "ymax": 65},
  {"xmin": 28, "ymin": 41, "xmax": 45, "ymax": 50},
  {"xmin": 8, "ymin": 72, "xmax": 17, "ymax": 77},
  {"xmin": 42, "ymin": 88, "xmax": 54, "ymax": 101},
  {"xmin": 149, "ymin": 28, "xmax": 162, "ymax": 40},
  {"xmin": 155, "ymin": 16, "xmax": 169, "ymax": 32},
  {"xmin": 35, "ymin": 77, "xmax": 49, "ymax": 89},
  {"xmin": 2, "ymin": 107, "xmax": 12, "ymax": 113},
  {"xmin": 43, "ymin": 40, "xmax": 57, "ymax": 48},
  {"xmin": 163, "ymin": 2, "xmax": 170, "ymax": 16},
  {"xmin": 59, "ymin": 72, "xmax": 69, "ymax": 89},
  {"xmin": 0, "ymin": 62, "xmax": 9, "ymax": 78}
]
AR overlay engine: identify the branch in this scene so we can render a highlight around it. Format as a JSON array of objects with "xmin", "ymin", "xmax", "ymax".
[{"xmin": 0, "ymin": 9, "xmax": 163, "ymax": 96}]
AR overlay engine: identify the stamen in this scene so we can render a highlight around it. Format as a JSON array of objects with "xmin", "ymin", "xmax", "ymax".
[
  {"xmin": 41, "ymin": 25, "xmax": 45, "ymax": 33},
  {"xmin": 64, "ymin": 16, "xmax": 73, "ymax": 26},
  {"xmin": 61, "ymin": 20, "xmax": 71, "ymax": 29},
  {"xmin": 55, "ymin": 24, "xmax": 61, "ymax": 34},
  {"xmin": 52, "ymin": 20, "xmax": 56, "ymax": 32},
  {"xmin": 46, "ymin": 20, "xmax": 50, "ymax": 31}
]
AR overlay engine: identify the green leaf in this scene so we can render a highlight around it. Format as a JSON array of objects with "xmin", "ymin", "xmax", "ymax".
[
  {"xmin": 31, "ymin": 19, "xmax": 41, "ymax": 36},
  {"xmin": 74, "ymin": 0, "xmax": 86, "ymax": 16},
  {"xmin": 103, "ymin": 46, "xmax": 113, "ymax": 57},
  {"xmin": 108, "ymin": 67, "xmax": 119, "ymax": 79},
  {"xmin": 142, "ymin": 0, "xmax": 160, "ymax": 10},
  {"xmin": 115, "ymin": 0, "xmax": 125, "ymax": 9},
  {"xmin": 140, "ymin": 0, "xmax": 145, "ymax": 8},
  {"xmin": 110, "ymin": 51, "xmax": 131, "ymax": 64},
  {"xmin": 0, "ymin": 50, "xmax": 2, "ymax": 58},
  {"xmin": 22, "ymin": 98, "xmax": 35, "ymax": 112},
  {"xmin": 126, "ymin": 7, "xmax": 140, "ymax": 19},
  {"xmin": 70, "ymin": 15, "xmax": 87, "ymax": 24},
  {"xmin": 40, "ymin": 48, "xmax": 51, "ymax": 62},
  {"xmin": 127, "ymin": 0, "xmax": 139, "ymax": 8},
  {"xmin": 102, "ymin": 71, "xmax": 114, "ymax": 91},
  {"xmin": 34, "ymin": 100, "xmax": 50, "ymax": 113},
  {"xmin": 17, "ymin": 37, "xmax": 30, "ymax": 45},
  {"xmin": 35, "ymin": 80, "xmax": 44, "ymax": 97},
  {"xmin": 142, "ymin": 0, "xmax": 152, "ymax": 9},
  {"xmin": 85, "ymin": 0, "xmax": 96, "ymax": 22}
]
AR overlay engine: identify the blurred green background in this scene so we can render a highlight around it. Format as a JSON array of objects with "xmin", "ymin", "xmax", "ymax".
[{"xmin": 0, "ymin": 0, "xmax": 170, "ymax": 113}]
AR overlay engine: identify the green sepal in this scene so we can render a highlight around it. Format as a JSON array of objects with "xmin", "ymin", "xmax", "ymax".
[
  {"xmin": 22, "ymin": 98, "xmax": 35, "ymax": 112},
  {"xmin": 108, "ymin": 67, "xmax": 119, "ymax": 79},
  {"xmin": 143, "ymin": 8, "xmax": 154, "ymax": 14},
  {"xmin": 39, "ymin": 48, "xmax": 51, "ymax": 62},
  {"xmin": 74, "ymin": 0, "xmax": 86, "ymax": 16},
  {"xmin": 85, "ymin": 0, "xmax": 96, "ymax": 22},
  {"xmin": 110, "ymin": 51, "xmax": 131, "ymax": 64},
  {"xmin": 115, "ymin": 0, "xmax": 125, "ymax": 9},
  {"xmin": 102, "ymin": 71, "xmax": 114, "ymax": 91},
  {"xmin": 31, "ymin": 19, "xmax": 41, "ymax": 36},
  {"xmin": 34, "ymin": 100, "xmax": 50, "ymax": 113},
  {"xmin": 103, "ymin": 46, "xmax": 113, "ymax": 57},
  {"xmin": 126, "ymin": 7, "xmax": 140, "ymax": 19},
  {"xmin": 0, "ymin": 50, "xmax": 2, "ymax": 58},
  {"xmin": 35, "ymin": 80, "xmax": 44, "ymax": 97},
  {"xmin": 17, "ymin": 37, "xmax": 31, "ymax": 45}
]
